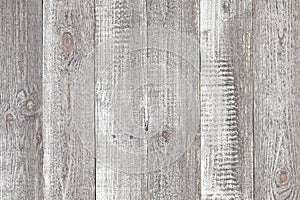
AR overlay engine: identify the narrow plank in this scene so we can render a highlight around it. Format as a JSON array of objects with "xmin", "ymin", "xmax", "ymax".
[
  {"xmin": 0, "ymin": 1, "xmax": 43, "ymax": 199},
  {"xmin": 43, "ymin": 0, "xmax": 95, "ymax": 199},
  {"xmin": 95, "ymin": 0, "xmax": 200, "ymax": 199},
  {"xmin": 145, "ymin": 0, "xmax": 201, "ymax": 199},
  {"xmin": 95, "ymin": 0, "xmax": 147, "ymax": 199},
  {"xmin": 253, "ymin": 0, "xmax": 300, "ymax": 199},
  {"xmin": 200, "ymin": 0, "xmax": 253, "ymax": 199}
]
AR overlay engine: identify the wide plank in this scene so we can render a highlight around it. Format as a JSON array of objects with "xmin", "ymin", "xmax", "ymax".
[
  {"xmin": 43, "ymin": 0, "xmax": 95, "ymax": 199},
  {"xmin": 95, "ymin": 0, "xmax": 200, "ymax": 199}
]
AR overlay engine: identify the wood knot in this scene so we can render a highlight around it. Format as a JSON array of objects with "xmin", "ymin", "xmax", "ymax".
[
  {"xmin": 278, "ymin": 170, "xmax": 288, "ymax": 186},
  {"xmin": 26, "ymin": 100, "xmax": 34, "ymax": 110},
  {"xmin": 62, "ymin": 32, "xmax": 74, "ymax": 55},
  {"xmin": 162, "ymin": 130, "xmax": 169, "ymax": 141},
  {"xmin": 6, "ymin": 113, "xmax": 13, "ymax": 122}
]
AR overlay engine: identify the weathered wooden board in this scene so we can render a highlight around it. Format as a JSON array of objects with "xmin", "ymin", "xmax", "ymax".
[
  {"xmin": 253, "ymin": 0, "xmax": 300, "ymax": 199},
  {"xmin": 0, "ymin": 1, "xmax": 43, "ymax": 199},
  {"xmin": 95, "ymin": 0, "xmax": 200, "ymax": 199},
  {"xmin": 43, "ymin": 0, "xmax": 95, "ymax": 199},
  {"xmin": 1, "ymin": 0, "xmax": 300, "ymax": 199},
  {"xmin": 200, "ymin": 0, "xmax": 253, "ymax": 199},
  {"xmin": 144, "ymin": 1, "xmax": 201, "ymax": 199}
]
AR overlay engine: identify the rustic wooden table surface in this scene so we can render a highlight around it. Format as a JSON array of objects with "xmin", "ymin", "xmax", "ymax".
[{"xmin": 0, "ymin": 0, "xmax": 299, "ymax": 199}]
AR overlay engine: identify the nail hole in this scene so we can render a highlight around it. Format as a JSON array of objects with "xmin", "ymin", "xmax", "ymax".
[
  {"xmin": 112, "ymin": 135, "xmax": 116, "ymax": 139},
  {"xmin": 129, "ymin": 135, "xmax": 134, "ymax": 140}
]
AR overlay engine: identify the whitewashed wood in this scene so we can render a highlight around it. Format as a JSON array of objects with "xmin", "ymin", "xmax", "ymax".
[
  {"xmin": 200, "ymin": 0, "xmax": 253, "ymax": 199},
  {"xmin": 253, "ymin": 0, "xmax": 300, "ymax": 199},
  {"xmin": 95, "ymin": 0, "xmax": 200, "ymax": 199},
  {"xmin": 95, "ymin": 1, "xmax": 146, "ymax": 198},
  {"xmin": 43, "ymin": 0, "xmax": 95, "ymax": 199},
  {"xmin": 0, "ymin": 1, "xmax": 43, "ymax": 199}
]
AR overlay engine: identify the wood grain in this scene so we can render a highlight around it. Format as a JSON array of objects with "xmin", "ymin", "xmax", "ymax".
[
  {"xmin": 200, "ymin": 0, "xmax": 253, "ymax": 199},
  {"xmin": 1, "ymin": 1, "xmax": 300, "ymax": 199},
  {"xmin": 253, "ymin": 0, "xmax": 300, "ymax": 199},
  {"xmin": 145, "ymin": 0, "xmax": 201, "ymax": 199},
  {"xmin": 95, "ymin": 1, "xmax": 146, "ymax": 198},
  {"xmin": 43, "ymin": 0, "xmax": 95, "ymax": 199},
  {"xmin": 95, "ymin": 0, "xmax": 200, "ymax": 199},
  {"xmin": 0, "ymin": 1, "xmax": 43, "ymax": 199}
]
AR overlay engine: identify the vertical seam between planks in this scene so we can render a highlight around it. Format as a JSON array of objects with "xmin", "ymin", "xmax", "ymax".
[
  {"xmin": 199, "ymin": 0, "xmax": 202, "ymax": 199},
  {"xmin": 93, "ymin": 0, "xmax": 96, "ymax": 199},
  {"xmin": 145, "ymin": 0, "xmax": 149, "ymax": 195},
  {"xmin": 42, "ymin": 0, "xmax": 44, "ymax": 197},
  {"xmin": 251, "ymin": 0, "xmax": 255, "ymax": 199}
]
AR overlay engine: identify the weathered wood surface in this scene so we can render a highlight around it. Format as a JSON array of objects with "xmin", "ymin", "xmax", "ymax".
[
  {"xmin": 43, "ymin": 0, "xmax": 95, "ymax": 199},
  {"xmin": 200, "ymin": 0, "xmax": 253, "ymax": 199},
  {"xmin": 0, "ymin": 1, "xmax": 43, "ymax": 199},
  {"xmin": 253, "ymin": 0, "xmax": 300, "ymax": 199},
  {"xmin": 1, "ymin": 0, "xmax": 300, "ymax": 199},
  {"xmin": 95, "ymin": 0, "xmax": 200, "ymax": 199}
]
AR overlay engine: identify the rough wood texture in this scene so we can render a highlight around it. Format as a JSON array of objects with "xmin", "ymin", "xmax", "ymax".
[
  {"xmin": 2, "ymin": 0, "xmax": 300, "ymax": 199},
  {"xmin": 253, "ymin": 0, "xmax": 300, "ymax": 199},
  {"xmin": 43, "ymin": 0, "xmax": 95, "ymax": 199},
  {"xmin": 96, "ymin": 0, "xmax": 200, "ymax": 199},
  {"xmin": 200, "ymin": 0, "xmax": 253, "ymax": 199},
  {"xmin": 145, "ymin": 1, "xmax": 201, "ymax": 199},
  {"xmin": 0, "ymin": 1, "xmax": 43, "ymax": 199}
]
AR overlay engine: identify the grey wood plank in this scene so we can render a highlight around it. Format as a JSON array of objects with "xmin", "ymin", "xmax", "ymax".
[
  {"xmin": 43, "ymin": 0, "xmax": 95, "ymax": 199},
  {"xmin": 145, "ymin": 0, "xmax": 201, "ymax": 199},
  {"xmin": 95, "ymin": 0, "xmax": 200, "ymax": 199},
  {"xmin": 200, "ymin": 0, "xmax": 253, "ymax": 199},
  {"xmin": 0, "ymin": 1, "xmax": 43, "ymax": 199},
  {"xmin": 95, "ymin": 0, "xmax": 147, "ymax": 199},
  {"xmin": 253, "ymin": 1, "xmax": 300, "ymax": 199}
]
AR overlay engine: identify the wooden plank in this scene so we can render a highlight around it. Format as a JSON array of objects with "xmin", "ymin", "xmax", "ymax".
[
  {"xmin": 0, "ymin": 1, "xmax": 43, "ymax": 199},
  {"xmin": 200, "ymin": 0, "xmax": 253, "ymax": 199},
  {"xmin": 253, "ymin": 0, "xmax": 300, "ymax": 199},
  {"xmin": 95, "ymin": 0, "xmax": 200, "ymax": 199},
  {"xmin": 95, "ymin": 1, "xmax": 147, "ymax": 199},
  {"xmin": 43, "ymin": 0, "xmax": 95, "ymax": 199},
  {"xmin": 144, "ymin": 0, "xmax": 201, "ymax": 199}
]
